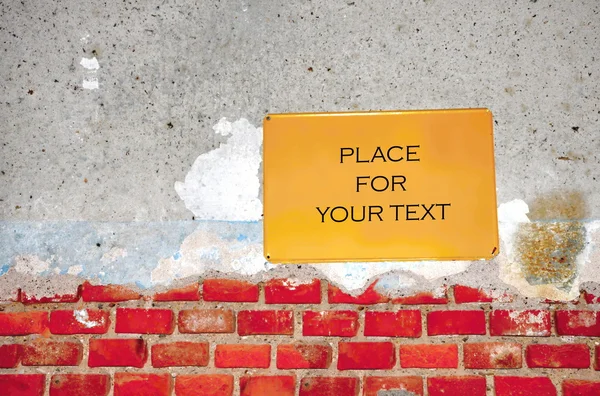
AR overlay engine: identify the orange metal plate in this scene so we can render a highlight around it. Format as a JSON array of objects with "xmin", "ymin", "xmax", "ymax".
[{"xmin": 263, "ymin": 109, "xmax": 498, "ymax": 263}]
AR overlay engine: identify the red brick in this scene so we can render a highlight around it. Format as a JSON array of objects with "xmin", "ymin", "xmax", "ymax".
[
  {"xmin": 463, "ymin": 342, "xmax": 522, "ymax": 369},
  {"xmin": 116, "ymin": 308, "xmax": 174, "ymax": 334},
  {"xmin": 50, "ymin": 374, "xmax": 110, "ymax": 396},
  {"xmin": 203, "ymin": 279, "xmax": 258, "ymax": 302},
  {"xmin": 238, "ymin": 310, "xmax": 293, "ymax": 335},
  {"xmin": 50, "ymin": 309, "xmax": 110, "ymax": 334},
  {"xmin": 364, "ymin": 310, "xmax": 421, "ymax": 337},
  {"xmin": 428, "ymin": 310, "xmax": 486, "ymax": 335},
  {"xmin": 596, "ymin": 345, "xmax": 600, "ymax": 370},
  {"xmin": 556, "ymin": 310, "xmax": 600, "ymax": 336},
  {"xmin": 0, "ymin": 374, "xmax": 45, "ymax": 396},
  {"xmin": 0, "ymin": 344, "xmax": 21, "ymax": 368},
  {"xmin": 88, "ymin": 338, "xmax": 147, "ymax": 368},
  {"xmin": 490, "ymin": 310, "xmax": 551, "ymax": 336},
  {"xmin": 454, "ymin": 285, "xmax": 493, "ymax": 303},
  {"xmin": 302, "ymin": 310, "xmax": 359, "ymax": 337},
  {"xmin": 240, "ymin": 376, "xmax": 295, "ymax": 396},
  {"xmin": 391, "ymin": 287, "xmax": 449, "ymax": 304},
  {"xmin": 563, "ymin": 380, "xmax": 600, "ymax": 396},
  {"xmin": 176, "ymin": 374, "xmax": 234, "ymax": 396},
  {"xmin": 328, "ymin": 281, "xmax": 387, "ymax": 304},
  {"xmin": 400, "ymin": 344, "xmax": 458, "ymax": 368},
  {"xmin": 21, "ymin": 288, "xmax": 80, "ymax": 304},
  {"xmin": 114, "ymin": 373, "xmax": 171, "ymax": 396},
  {"xmin": 151, "ymin": 342, "xmax": 209, "ymax": 367},
  {"xmin": 363, "ymin": 376, "xmax": 423, "ymax": 396},
  {"xmin": 0, "ymin": 311, "xmax": 49, "ymax": 335},
  {"xmin": 494, "ymin": 376, "xmax": 556, "ymax": 396},
  {"xmin": 22, "ymin": 340, "xmax": 82, "ymax": 366},
  {"xmin": 178, "ymin": 309, "xmax": 235, "ymax": 333},
  {"xmin": 583, "ymin": 291, "xmax": 600, "ymax": 304},
  {"xmin": 428, "ymin": 376, "xmax": 486, "ymax": 396},
  {"xmin": 338, "ymin": 342, "xmax": 395, "ymax": 370},
  {"xmin": 153, "ymin": 282, "xmax": 200, "ymax": 301},
  {"xmin": 526, "ymin": 344, "xmax": 590, "ymax": 368},
  {"xmin": 277, "ymin": 343, "xmax": 332, "ymax": 369},
  {"xmin": 215, "ymin": 344, "xmax": 270, "ymax": 368},
  {"xmin": 265, "ymin": 279, "xmax": 321, "ymax": 304},
  {"xmin": 299, "ymin": 377, "xmax": 358, "ymax": 396},
  {"xmin": 81, "ymin": 281, "xmax": 141, "ymax": 302}
]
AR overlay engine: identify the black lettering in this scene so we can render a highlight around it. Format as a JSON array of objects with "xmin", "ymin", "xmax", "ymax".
[
  {"xmin": 356, "ymin": 176, "xmax": 369, "ymax": 192},
  {"xmin": 391, "ymin": 175, "xmax": 406, "ymax": 191},
  {"xmin": 371, "ymin": 175, "xmax": 389, "ymax": 192},
  {"xmin": 368, "ymin": 205, "xmax": 384, "ymax": 221},
  {"xmin": 350, "ymin": 206, "xmax": 365, "ymax": 222},
  {"xmin": 406, "ymin": 204, "xmax": 419, "ymax": 220},
  {"xmin": 407, "ymin": 145, "xmax": 420, "ymax": 161},
  {"xmin": 331, "ymin": 206, "xmax": 348, "ymax": 222},
  {"xmin": 316, "ymin": 207, "xmax": 330, "ymax": 223},
  {"xmin": 437, "ymin": 203, "xmax": 451, "ymax": 220},
  {"xmin": 387, "ymin": 146, "xmax": 404, "ymax": 162},
  {"xmin": 389, "ymin": 204, "xmax": 404, "ymax": 221},
  {"xmin": 340, "ymin": 147, "xmax": 353, "ymax": 164},
  {"xmin": 371, "ymin": 146, "xmax": 386, "ymax": 162},
  {"xmin": 421, "ymin": 204, "xmax": 435, "ymax": 220},
  {"xmin": 356, "ymin": 147, "xmax": 369, "ymax": 163}
]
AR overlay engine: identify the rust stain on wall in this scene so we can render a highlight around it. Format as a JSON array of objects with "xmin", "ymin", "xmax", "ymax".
[
  {"xmin": 528, "ymin": 191, "xmax": 587, "ymax": 221},
  {"xmin": 516, "ymin": 191, "xmax": 587, "ymax": 290}
]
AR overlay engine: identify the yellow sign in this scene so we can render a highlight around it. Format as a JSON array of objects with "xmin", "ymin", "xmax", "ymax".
[{"xmin": 263, "ymin": 109, "xmax": 498, "ymax": 263}]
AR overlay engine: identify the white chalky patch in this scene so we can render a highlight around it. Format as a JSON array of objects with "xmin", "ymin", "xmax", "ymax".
[
  {"xmin": 175, "ymin": 118, "xmax": 262, "ymax": 221},
  {"xmin": 74, "ymin": 309, "xmax": 103, "ymax": 328}
]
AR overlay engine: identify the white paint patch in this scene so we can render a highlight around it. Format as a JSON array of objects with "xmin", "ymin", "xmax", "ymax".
[
  {"xmin": 101, "ymin": 247, "xmax": 128, "ymax": 263},
  {"xmin": 73, "ymin": 309, "xmax": 103, "ymax": 328},
  {"xmin": 175, "ymin": 118, "xmax": 262, "ymax": 221},
  {"xmin": 67, "ymin": 265, "xmax": 83, "ymax": 276},
  {"xmin": 82, "ymin": 77, "xmax": 99, "ymax": 90},
  {"xmin": 312, "ymin": 261, "xmax": 470, "ymax": 292},
  {"xmin": 151, "ymin": 228, "xmax": 273, "ymax": 284},
  {"xmin": 80, "ymin": 57, "xmax": 100, "ymax": 89},
  {"xmin": 80, "ymin": 57, "xmax": 100, "ymax": 70},
  {"xmin": 14, "ymin": 255, "xmax": 50, "ymax": 275}
]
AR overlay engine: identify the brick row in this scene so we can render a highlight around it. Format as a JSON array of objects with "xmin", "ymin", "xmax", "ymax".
[
  {"xmin": 2, "ymin": 340, "xmax": 597, "ymax": 370},
  {"xmin": 4, "ymin": 281, "xmax": 600, "ymax": 305},
  {"xmin": 1, "ymin": 374, "xmax": 598, "ymax": 396},
  {"xmin": 1, "ymin": 308, "xmax": 599, "ymax": 337}
]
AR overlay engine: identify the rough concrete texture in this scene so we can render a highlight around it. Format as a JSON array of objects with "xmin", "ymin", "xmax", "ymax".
[{"xmin": 1, "ymin": 0, "xmax": 600, "ymax": 299}]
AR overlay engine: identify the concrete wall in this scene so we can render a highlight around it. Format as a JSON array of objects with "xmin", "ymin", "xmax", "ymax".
[{"xmin": 1, "ymin": 0, "xmax": 599, "ymax": 300}]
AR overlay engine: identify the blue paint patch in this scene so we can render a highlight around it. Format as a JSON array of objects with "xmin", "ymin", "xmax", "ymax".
[{"xmin": 0, "ymin": 220, "xmax": 263, "ymax": 288}]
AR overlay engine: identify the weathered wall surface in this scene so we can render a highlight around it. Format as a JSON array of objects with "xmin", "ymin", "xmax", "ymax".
[{"xmin": 1, "ymin": 0, "xmax": 600, "ymax": 301}]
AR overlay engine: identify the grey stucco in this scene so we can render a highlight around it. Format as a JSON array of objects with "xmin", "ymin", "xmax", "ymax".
[{"xmin": 2, "ymin": 0, "xmax": 599, "ymax": 221}]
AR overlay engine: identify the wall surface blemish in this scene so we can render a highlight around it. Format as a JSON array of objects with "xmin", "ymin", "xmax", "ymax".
[{"xmin": 175, "ymin": 118, "xmax": 263, "ymax": 221}]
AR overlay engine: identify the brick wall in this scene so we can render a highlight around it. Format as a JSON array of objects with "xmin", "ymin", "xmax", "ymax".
[{"xmin": 1, "ymin": 279, "xmax": 599, "ymax": 396}]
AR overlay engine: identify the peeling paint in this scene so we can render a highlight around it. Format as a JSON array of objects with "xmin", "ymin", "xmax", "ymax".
[
  {"xmin": 79, "ymin": 57, "xmax": 100, "ymax": 70},
  {"xmin": 74, "ymin": 309, "xmax": 104, "ymax": 328},
  {"xmin": 175, "ymin": 118, "xmax": 262, "ymax": 221},
  {"xmin": 67, "ymin": 265, "xmax": 83, "ymax": 276},
  {"xmin": 80, "ymin": 56, "xmax": 100, "ymax": 89},
  {"xmin": 14, "ymin": 255, "xmax": 50, "ymax": 275},
  {"xmin": 101, "ymin": 248, "xmax": 128, "ymax": 263}
]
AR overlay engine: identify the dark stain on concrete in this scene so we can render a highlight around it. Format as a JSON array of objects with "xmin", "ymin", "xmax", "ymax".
[{"xmin": 516, "ymin": 191, "xmax": 587, "ymax": 290}]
